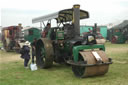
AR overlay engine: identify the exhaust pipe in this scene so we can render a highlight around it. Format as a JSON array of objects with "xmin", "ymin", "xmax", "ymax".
[{"xmin": 72, "ymin": 4, "xmax": 80, "ymax": 36}]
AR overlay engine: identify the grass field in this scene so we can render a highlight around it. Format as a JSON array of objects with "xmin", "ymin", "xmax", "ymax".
[{"xmin": 0, "ymin": 42, "xmax": 128, "ymax": 85}]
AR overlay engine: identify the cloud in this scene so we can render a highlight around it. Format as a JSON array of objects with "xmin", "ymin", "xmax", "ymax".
[{"xmin": 0, "ymin": 0, "xmax": 128, "ymax": 26}]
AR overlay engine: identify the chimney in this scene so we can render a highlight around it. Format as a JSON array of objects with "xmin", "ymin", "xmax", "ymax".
[{"xmin": 72, "ymin": 4, "xmax": 80, "ymax": 36}]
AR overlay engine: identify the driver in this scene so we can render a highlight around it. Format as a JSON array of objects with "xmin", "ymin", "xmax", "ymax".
[{"xmin": 42, "ymin": 23, "xmax": 51, "ymax": 37}]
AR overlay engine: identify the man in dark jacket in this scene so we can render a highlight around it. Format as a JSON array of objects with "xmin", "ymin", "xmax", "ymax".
[
  {"xmin": 20, "ymin": 41, "xmax": 30, "ymax": 68},
  {"xmin": 31, "ymin": 38, "xmax": 37, "ymax": 63}
]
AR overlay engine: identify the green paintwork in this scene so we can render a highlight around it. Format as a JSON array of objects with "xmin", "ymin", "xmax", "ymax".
[
  {"xmin": 100, "ymin": 26, "xmax": 107, "ymax": 39},
  {"xmin": 109, "ymin": 29, "xmax": 126, "ymax": 44},
  {"xmin": 113, "ymin": 32, "xmax": 126, "ymax": 44},
  {"xmin": 56, "ymin": 31, "xmax": 64, "ymax": 40},
  {"xmin": 47, "ymin": 29, "xmax": 64, "ymax": 40},
  {"xmin": 23, "ymin": 27, "xmax": 41, "ymax": 43},
  {"xmin": 73, "ymin": 44, "xmax": 105, "ymax": 62},
  {"xmin": 47, "ymin": 28, "xmax": 52, "ymax": 39},
  {"xmin": 63, "ymin": 42, "xmax": 70, "ymax": 52}
]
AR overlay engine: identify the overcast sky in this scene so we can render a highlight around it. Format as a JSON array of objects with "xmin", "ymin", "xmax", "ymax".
[{"xmin": 0, "ymin": 0, "xmax": 128, "ymax": 27}]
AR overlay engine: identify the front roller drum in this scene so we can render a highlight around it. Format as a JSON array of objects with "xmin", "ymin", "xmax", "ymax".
[
  {"xmin": 72, "ymin": 50, "xmax": 112, "ymax": 78},
  {"xmin": 35, "ymin": 38, "xmax": 54, "ymax": 68},
  {"xmin": 72, "ymin": 64, "xmax": 109, "ymax": 78}
]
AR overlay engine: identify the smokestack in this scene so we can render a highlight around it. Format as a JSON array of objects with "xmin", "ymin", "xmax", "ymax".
[
  {"xmin": 94, "ymin": 23, "xmax": 97, "ymax": 28},
  {"xmin": 72, "ymin": 4, "xmax": 80, "ymax": 36},
  {"xmin": 18, "ymin": 23, "xmax": 22, "ymax": 27},
  {"xmin": 93, "ymin": 23, "xmax": 97, "ymax": 34}
]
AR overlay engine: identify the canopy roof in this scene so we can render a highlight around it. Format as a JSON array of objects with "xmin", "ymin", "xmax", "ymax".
[{"xmin": 32, "ymin": 9, "xmax": 89, "ymax": 23}]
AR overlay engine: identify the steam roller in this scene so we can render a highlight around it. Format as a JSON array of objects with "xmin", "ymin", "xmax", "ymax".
[
  {"xmin": 32, "ymin": 4, "xmax": 112, "ymax": 78},
  {"xmin": 69, "ymin": 45, "xmax": 112, "ymax": 77},
  {"xmin": 35, "ymin": 38, "xmax": 112, "ymax": 77}
]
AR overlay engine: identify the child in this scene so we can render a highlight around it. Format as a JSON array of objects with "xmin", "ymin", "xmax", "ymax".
[{"xmin": 20, "ymin": 41, "xmax": 30, "ymax": 68}]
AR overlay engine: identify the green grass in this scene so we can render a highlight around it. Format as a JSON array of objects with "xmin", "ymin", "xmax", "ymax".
[
  {"xmin": 105, "ymin": 42, "xmax": 128, "ymax": 62},
  {"xmin": 0, "ymin": 42, "xmax": 128, "ymax": 85}
]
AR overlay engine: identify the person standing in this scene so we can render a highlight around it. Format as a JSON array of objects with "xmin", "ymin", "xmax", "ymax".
[
  {"xmin": 88, "ymin": 28, "xmax": 92, "ymax": 33},
  {"xmin": 20, "ymin": 41, "xmax": 30, "ymax": 68},
  {"xmin": 31, "ymin": 38, "xmax": 37, "ymax": 63}
]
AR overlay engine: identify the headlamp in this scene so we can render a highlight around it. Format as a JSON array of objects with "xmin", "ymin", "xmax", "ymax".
[{"xmin": 88, "ymin": 36, "xmax": 94, "ymax": 42}]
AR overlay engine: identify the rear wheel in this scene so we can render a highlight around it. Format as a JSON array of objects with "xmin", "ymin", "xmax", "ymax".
[{"xmin": 35, "ymin": 38, "xmax": 54, "ymax": 68}]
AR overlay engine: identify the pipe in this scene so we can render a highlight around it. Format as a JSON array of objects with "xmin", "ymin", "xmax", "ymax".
[{"xmin": 72, "ymin": 4, "xmax": 80, "ymax": 36}]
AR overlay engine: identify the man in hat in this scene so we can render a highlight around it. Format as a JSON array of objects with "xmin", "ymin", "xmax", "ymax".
[{"xmin": 20, "ymin": 41, "xmax": 30, "ymax": 68}]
